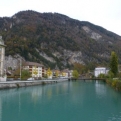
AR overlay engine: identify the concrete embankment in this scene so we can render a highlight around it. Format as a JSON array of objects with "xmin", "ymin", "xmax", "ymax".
[{"xmin": 0, "ymin": 79, "xmax": 68, "ymax": 89}]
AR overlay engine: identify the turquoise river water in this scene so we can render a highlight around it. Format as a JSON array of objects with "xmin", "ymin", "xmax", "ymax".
[{"xmin": 0, "ymin": 80, "xmax": 121, "ymax": 121}]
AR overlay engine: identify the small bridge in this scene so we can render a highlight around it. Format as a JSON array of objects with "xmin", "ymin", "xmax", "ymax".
[{"xmin": 69, "ymin": 78, "xmax": 106, "ymax": 82}]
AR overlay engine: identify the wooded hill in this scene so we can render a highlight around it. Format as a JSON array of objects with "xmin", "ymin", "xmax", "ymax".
[{"xmin": 0, "ymin": 10, "xmax": 121, "ymax": 69}]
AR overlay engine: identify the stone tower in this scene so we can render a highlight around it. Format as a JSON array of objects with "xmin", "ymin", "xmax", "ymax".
[{"xmin": 0, "ymin": 36, "xmax": 6, "ymax": 81}]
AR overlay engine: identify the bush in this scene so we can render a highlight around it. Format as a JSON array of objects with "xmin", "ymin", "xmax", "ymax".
[
  {"xmin": 115, "ymin": 81, "xmax": 121, "ymax": 91},
  {"xmin": 117, "ymin": 72, "xmax": 121, "ymax": 79},
  {"xmin": 107, "ymin": 71, "xmax": 114, "ymax": 78},
  {"xmin": 112, "ymin": 80, "xmax": 118, "ymax": 88},
  {"xmin": 106, "ymin": 79, "xmax": 121, "ymax": 91},
  {"xmin": 98, "ymin": 73, "xmax": 106, "ymax": 78},
  {"xmin": 106, "ymin": 79, "xmax": 112, "ymax": 85}
]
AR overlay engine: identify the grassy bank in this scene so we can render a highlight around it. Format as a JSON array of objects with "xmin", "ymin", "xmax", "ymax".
[{"xmin": 106, "ymin": 79, "xmax": 121, "ymax": 91}]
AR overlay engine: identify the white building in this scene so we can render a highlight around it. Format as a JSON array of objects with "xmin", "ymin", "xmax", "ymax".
[
  {"xmin": 0, "ymin": 36, "xmax": 6, "ymax": 81},
  {"xmin": 94, "ymin": 67, "xmax": 108, "ymax": 77}
]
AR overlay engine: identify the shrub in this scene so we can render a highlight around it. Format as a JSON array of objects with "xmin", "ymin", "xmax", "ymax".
[
  {"xmin": 106, "ymin": 79, "xmax": 112, "ymax": 85},
  {"xmin": 117, "ymin": 72, "xmax": 121, "ymax": 79},
  {"xmin": 98, "ymin": 73, "xmax": 106, "ymax": 78},
  {"xmin": 107, "ymin": 71, "xmax": 114, "ymax": 78},
  {"xmin": 112, "ymin": 80, "xmax": 118, "ymax": 88},
  {"xmin": 116, "ymin": 81, "xmax": 121, "ymax": 91},
  {"xmin": 106, "ymin": 79, "xmax": 121, "ymax": 91}
]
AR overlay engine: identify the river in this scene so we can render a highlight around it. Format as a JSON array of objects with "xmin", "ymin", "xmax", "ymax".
[{"xmin": 0, "ymin": 80, "xmax": 121, "ymax": 121}]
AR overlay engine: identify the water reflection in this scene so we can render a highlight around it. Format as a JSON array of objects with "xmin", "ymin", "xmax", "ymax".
[
  {"xmin": 0, "ymin": 82, "xmax": 73, "ymax": 111},
  {"xmin": 31, "ymin": 87, "xmax": 42, "ymax": 102},
  {"xmin": 95, "ymin": 81, "xmax": 107, "ymax": 97},
  {"xmin": 0, "ymin": 99, "xmax": 2, "ymax": 121}
]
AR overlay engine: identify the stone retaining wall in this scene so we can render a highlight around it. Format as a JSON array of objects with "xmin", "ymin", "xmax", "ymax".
[{"xmin": 0, "ymin": 80, "xmax": 67, "ymax": 89}]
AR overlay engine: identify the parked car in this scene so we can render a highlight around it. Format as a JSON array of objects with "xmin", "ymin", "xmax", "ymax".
[{"xmin": 27, "ymin": 77, "xmax": 34, "ymax": 80}]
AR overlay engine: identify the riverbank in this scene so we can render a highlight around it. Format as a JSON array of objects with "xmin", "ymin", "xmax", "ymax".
[
  {"xmin": 0, "ymin": 79, "xmax": 68, "ymax": 89},
  {"xmin": 106, "ymin": 79, "xmax": 121, "ymax": 91}
]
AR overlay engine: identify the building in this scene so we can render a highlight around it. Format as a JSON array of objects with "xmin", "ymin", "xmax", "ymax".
[
  {"xmin": 68, "ymin": 70, "xmax": 73, "ymax": 79},
  {"xmin": 94, "ymin": 67, "xmax": 109, "ymax": 77},
  {"xmin": 52, "ymin": 69, "xmax": 73, "ymax": 79},
  {"xmin": 52, "ymin": 69, "xmax": 60, "ymax": 78},
  {"xmin": 60, "ymin": 69, "xmax": 73, "ymax": 79},
  {"xmin": 0, "ymin": 36, "xmax": 6, "ymax": 81},
  {"xmin": 23, "ymin": 61, "xmax": 45, "ymax": 79}
]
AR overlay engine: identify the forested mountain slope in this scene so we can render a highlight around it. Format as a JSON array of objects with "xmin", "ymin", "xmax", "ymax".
[{"xmin": 0, "ymin": 10, "xmax": 121, "ymax": 69}]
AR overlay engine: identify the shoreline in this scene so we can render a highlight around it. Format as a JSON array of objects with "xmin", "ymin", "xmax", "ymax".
[{"xmin": 0, "ymin": 79, "xmax": 68, "ymax": 90}]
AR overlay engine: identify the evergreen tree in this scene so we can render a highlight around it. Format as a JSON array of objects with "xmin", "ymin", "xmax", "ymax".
[{"xmin": 110, "ymin": 51, "xmax": 118, "ymax": 77}]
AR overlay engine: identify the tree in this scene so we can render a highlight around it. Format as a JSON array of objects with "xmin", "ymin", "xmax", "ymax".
[
  {"xmin": 13, "ymin": 67, "xmax": 21, "ymax": 77},
  {"xmin": 32, "ymin": 66, "xmax": 38, "ymax": 77},
  {"xmin": 110, "ymin": 51, "xmax": 118, "ymax": 77},
  {"xmin": 21, "ymin": 70, "xmax": 31, "ymax": 80},
  {"xmin": 46, "ymin": 68, "xmax": 52, "ymax": 78},
  {"xmin": 73, "ymin": 63, "xmax": 87, "ymax": 74},
  {"xmin": 55, "ymin": 70, "xmax": 59, "ymax": 78},
  {"xmin": 72, "ymin": 70, "xmax": 79, "ymax": 80}
]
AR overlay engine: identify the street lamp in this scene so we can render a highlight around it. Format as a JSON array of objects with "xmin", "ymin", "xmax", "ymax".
[{"xmin": 20, "ymin": 59, "xmax": 21, "ymax": 81}]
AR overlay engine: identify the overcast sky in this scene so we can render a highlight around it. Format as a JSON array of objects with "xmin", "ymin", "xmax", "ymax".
[{"xmin": 0, "ymin": 0, "xmax": 121, "ymax": 36}]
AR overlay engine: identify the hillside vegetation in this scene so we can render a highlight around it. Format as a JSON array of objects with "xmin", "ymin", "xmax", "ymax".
[{"xmin": 0, "ymin": 10, "xmax": 121, "ymax": 69}]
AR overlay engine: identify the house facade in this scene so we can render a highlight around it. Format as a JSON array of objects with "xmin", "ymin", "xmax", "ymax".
[
  {"xmin": 52, "ymin": 69, "xmax": 73, "ymax": 79},
  {"xmin": 61, "ymin": 69, "xmax": 69, "ymax": 78},
  {"xmin": 52, "ymin": 69, "xmax": 60, "ymax": 78},
  {"xmin": 23, "ymin": 62, "xmax": 45, "ymax": 78},
  {"xmin": 68, "ymin": 70, "xmax": 73, "ymax": 79},
  {"xmin": 60, "ymin": 69, "xmax": 73, "ymax": 79}
]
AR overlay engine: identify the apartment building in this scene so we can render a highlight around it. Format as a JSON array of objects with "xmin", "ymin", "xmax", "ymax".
[{"xmin": 23, "ymin": 61, "xmax": 45, "ymax": 78}]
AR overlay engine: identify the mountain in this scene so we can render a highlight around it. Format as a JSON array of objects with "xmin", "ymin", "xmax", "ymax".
[{"xmin": 0, "ymin": 10, "xmax": 121, "ymax": 69}]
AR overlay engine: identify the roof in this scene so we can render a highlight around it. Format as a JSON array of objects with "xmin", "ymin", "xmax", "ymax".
[
  {"xmin": 96, "ymin": 66, "xmax": 106, "ymax": 68},
  {"xmin": 95, "ymin": 67, "xmax": 106, "ymax": 71},
  {"xmin": 61, "ymin": 69, "xmax": 69, "ymax": 73},
  {"xmin": 52, "ymin": 69, "xmax": 60, "ymax": 73},
  {"xmin": 23, "ymin": 61, "xmax": 44, "ymax": 67}
]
